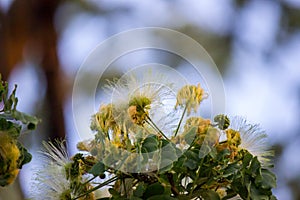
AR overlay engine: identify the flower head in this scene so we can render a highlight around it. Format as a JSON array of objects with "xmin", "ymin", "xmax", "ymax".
[
  {"xmin": 175, "ymin": 84, "xmax": 207, "ymax": 115},
  {"xmin": 91, "ymin": 104, "xmax": 115, "ymax": 133},
  {"xmin": 184, "ymin": 117, "xmax": 211, "ymax": 135},
  {"xmin": 104, "ymin": 71, "xmax": 176, "ymax": 134},
  {"xmin": 106, "ymin": 71, "xmax": 172, "ymax": 111},
  {"xmin": 230, "ymin": 117, "xmax": 273, "ymax": 166},
  {"xmin": 32, "ymin": 140, "xmax": 95, "ymax": 200},
  {"xmin": 181, "ymin": 117, "xmax": 220, "ymax": 147},
  {"xmin": 0, "ymin": 131, "xmax": 20, "ymax": 186},
  {"xmin": 32, "ymin": 140, "xmax": 71, "ymax": 200}
]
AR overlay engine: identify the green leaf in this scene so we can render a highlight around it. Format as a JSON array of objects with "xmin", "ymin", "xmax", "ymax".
[
  {"xmin": 260, "ymin": 169, "xmax": 277, "ymax": 189},
  {"xmin": 183, "ymin": 150, "xmax": 199, "ymax": 170},
  {"xmin": 141, "ymin": 134, "xmax": 159, "ymax": 153},
  {"xmin": 183, "ymin": 126, "xmax": 197, "ymax": 145},
  {"xmin": 143, "ymin": 182, "xmax": 165, "ymax": 198},
  {"xmin": 223, "ymin": 163, "xmax": 239, "ymax": 178},
  {"xmin": 270, "ymin": 195, "xmax": 278, "ymax": 200},
  {"xmin": 89, "ymin": 161, "xmax": 105, "ymax": 176},
  {"xmin": 108, "ymin": 188, "xmax": 121, "ymax": 197},
  {"xmin": 249, "ymin": 157, "xmax": 261, "ymax": 177},
  {"xmin": 199, "ymin": 143, "xmax": 211, "ymax": 158},
  {"xmin": 3, "ymin": 84, "xmax": 18, "ymax": 111},
  {"xmin": 147, "ymin": 195, "xmax": 177, "ymax": 200},
  {"xmin": 159, "ymin": 140, "xmax": 177, "ymax": 172},
  {"xmin": 201, "ymin": 190, "xmax": 221, "ymax": 200},
  {"xmin": 209, "ymin": 147, "xmax": 218, "ymax": 159},
  {"xmin": 11, "ymin": 110, "xmax": 40, "ymax": 129},
  {"xmin": 214, "ymin": 114, "xmax": 230, "ymax": 130},
  {"xmin": 0, "ymin": 118, "xmax": 21, "ymax": 138},
  {"xmin": 0, "ymin": 77, "xmax": 40, "ymax": 130},
  {"xmin": 216, "ymin": 148, "xmax": 231, "ymax": 162},
  {"xmin": 17, "ymin": 143, "xmax": 32, "ymax": 168},
  {"xmin": 242, "ymin": 151, "xmax": 253, "ymax": 169},
  {"xmin": 249, "ymin": 184, "xmax": 270, "ymax": 200},
  {"xmin": 133, "ymin": 183, "xmax": 145, "ymax": 197}
]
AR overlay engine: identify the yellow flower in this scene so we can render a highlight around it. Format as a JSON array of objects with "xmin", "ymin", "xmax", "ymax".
[
  {"xmin": 0, "ymin": 131, "xmax": 20, "ymax": 186},
  {"xmin": 216, "ymin": 187, "xmax": 227, "ymax": 198},
  {"xmin": 127, "ymin": 105, "xmax": 148, "ymax": 125},
  {"xmin": 184, "ymin": 117, "xmax": 211, "ymax": 135},
  {"xmin": 217, "ymin": 129, "xmax": 241, "ymax": 160},
  {"xmin": 91, "ymin": 104, "xmax": 115, "ymax": 133},
  {"xmin": 182, "ymin": 117, "xmax": 219, "ymax": 146},
  {"xmin": 226, "ymin": 129, "xmax": 241, "ymax": 147},
  {"xmin": 175, "ymin": 84, "xmax": 207, "ymax": 115}
]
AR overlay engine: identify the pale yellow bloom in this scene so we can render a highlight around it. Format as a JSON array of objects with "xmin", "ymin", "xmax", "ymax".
[
  {"xmin": 91, "ymin": 104, "xmax": 115, "ymax": 133},
  {"xmin": 216, "ymin": 187, "xmax": 227, "ymax": 198},
  {"xmin": 175, "ymin": 84, "xmax": 206, "ymax": 115},
  {"xmin": 182, "ymin": 117, "xmax": 220, "ymax": 146},
  {"xmin": 0, "ymin": 131, "xmax": 20, "ymax": 186},
  {"xmin": 184, "ymin": 117, "xmax": 211, "ymax": 135}
]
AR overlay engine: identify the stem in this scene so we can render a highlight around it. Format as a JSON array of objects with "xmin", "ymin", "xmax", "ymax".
[
  {"xmin": 122, "ymin": 177, "xmax": 127, "ymax": 197},
  {"xmin": 82, "ymin": 176, "xmax": 97, "ymax": 185},
  {"xmin": 174, "ymin": 106, "xmax": 187, "ymax": 137},
  {"xmin": 72, "ymin": 176, "xmax": 119, "ymax": 200},
  {"xmin": 190, "ymin": 159, "xmax": 204, "ymax": 196},
  {"xmin": 146, "ymin": 115, "xmax": 170, "ymax": 141}
]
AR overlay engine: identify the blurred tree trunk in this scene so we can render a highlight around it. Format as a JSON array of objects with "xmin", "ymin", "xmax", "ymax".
[
  {"xmin": 0, "ymin": 0, "xmax": 65, "ymax": 197},
  {"xmin": 31, "ymin": 0, "xmax": 66, "ymax": 140},
  {"xmin": 0, "ymin": 0, "xmax": 65, "ymax": 139}
]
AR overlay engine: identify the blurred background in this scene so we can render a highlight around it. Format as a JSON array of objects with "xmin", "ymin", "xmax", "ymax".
[{"xmin": 1, "ymin": 0, "xmax": 300, "ymax": 199}]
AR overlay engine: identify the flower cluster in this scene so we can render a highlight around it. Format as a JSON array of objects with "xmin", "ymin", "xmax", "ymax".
[
  {"xmin": 0, "ymin": 71, "xmax": 277, "ymax": 200},
  {"xmin": 33, "ymin": 73, "xmax": 277, "ymax": 200}
]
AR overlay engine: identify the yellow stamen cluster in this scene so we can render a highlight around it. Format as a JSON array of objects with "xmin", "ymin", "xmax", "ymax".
[
  {"xmin": 91, "ymin": 104, "xmax": 115, "ymax": 133},
  {"xmin": 216, "ymin": 129, "xmax": 241, "ymax": 160},
  {"xmin": 216, "ymin": 187, "xmax": 227, "ymax": 198},
  {"xmin": 175, "ymin": 84, "xmax": 206, "ymax": 115},
  {"xmin": 184, "ymin": 117, "xmax": 211, "ymax": 135},
  {"xmin": 128, "ymin": 96, "xmax": 151, "ymax": 125},
  {"xmin": 0, "ymin": 131, "xmax": 21, "ymax": 186},
  {"xmin": 111, "ymin": 124, "xmax": 128, "ymax": 148},
  {"xmin": 226, "ymin": 129, "xmax": 241, "ymax": 147},
  {"xmin": 183, "ymin": 117, "xmax": 219, "ymax": 146}
]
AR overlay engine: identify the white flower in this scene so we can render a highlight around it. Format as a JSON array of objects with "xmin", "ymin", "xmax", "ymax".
[
  {"xmin": 106, "ymin": 71, "xmax": 173, "ymax": 111},
  {"xmin": 31, "ymin": 140, "xmax": 71, "ymax": 200},
  {"xmin": 104, "ymin": 70, "xmax": 178, "ymax": 136},
  {"xmin": 230, "ymin": 117, "xmax": 273, "ymax": 166}
]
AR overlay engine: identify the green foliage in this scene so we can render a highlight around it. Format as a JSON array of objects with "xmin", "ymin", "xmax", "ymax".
[
  {"xmin": 0, "ymin": 74, "xmax": 39, "ymax": 187},
  {"xmin": 0, "ymin": 75, "xmax": 40, "ymax": 130},
  {"xmin": 85, "ymin": 138, "xmax": 276, "ymax": 199},
  {"xmin": 89, "ymin": 161, "xmax": 105, "ymax": 176},
  {"xmin": 69, "ymin": 81, "xmax": 277, "ymax": 199},
  {"xmin": 80, "ymin": 114, "xmax": 277, "ymax": 199},
  {"xmin": 214, "ymin": 114, "xmax": 230, "ymax": 130},
  {"xmin": 230, "ymin": 151, "xmax": 277, "ymax": 200}
]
